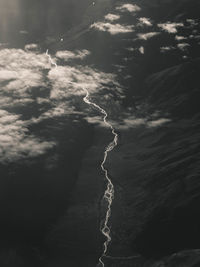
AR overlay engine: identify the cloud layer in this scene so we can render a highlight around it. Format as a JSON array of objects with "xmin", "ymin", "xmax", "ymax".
[
  {"xmin": 91, "ymin": 22, "xmax": 134, "ymax": 35},
  {"xmin": 0, "ymin": 109, "xmax": 55, "ymax": 163},
  {"xmin": 56, "ymin": 49, "xmax": 90, "ymax": 61},
  {"xmin": 137, "ymin": 32, "xmax": 160, "ymax": 40},
  {"xmin": 105, "ymin": 13, "xmax": 120, "ymax": 22},
  {"xmin": 158, "ymin": 22, "xmax": 184, "ymax": 33},
  {"xmin": 0, "ymin": 45, "xmax": 122, "ymax": 162},
  {"xmin": 116, "ymin": 4, "xmax": 141, "ymax": 13}
]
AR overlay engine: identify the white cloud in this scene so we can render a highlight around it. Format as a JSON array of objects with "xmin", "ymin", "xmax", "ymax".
[
  {"xmin": 139, "ymin": 46, "xmax": 144, "ymax": 54},
  {"xmin": 0, "ymin": 97, "xmax": 34, "ymax": 109},
  {"xmin": 137, "ymin": 32, "xmax": 160, "ymax": 40},
  {"xmin": 105, "ymin": 13, "xmax": 120, "ymax": 22},
  {"xmin": 186, "ymin": 19, "xmax": 198, "ymax": 26},
  {"xmin": 147, "ymin": 118, "xmax": 171, "ymax": 127},
  {"xmin": 86, "ymin": 115, "xmax": 165, "ymax": 130},
  {"xmin": 175, "ymin": 35, "xmax": 187, "ymax": 41},
  {"xmin": 0, "ymin": 49, "xmax": 49, "ymax": 71},
  {"xmin": 177, "ymin": 43, "xmax": 190, "ymax": 51},
  {"xmin": 189, "ymin": 34, "xmax": 200, "ymax": 40},
  {"xmin": 160, "ymin": 46, "xmax": 176, "ymax": 53},
  {"xmin": 116, "ymin": 4, "xmax": 141, "ymax": 13},
  {"xmin": 48, "ymin": 65, "xmax": 120, "ymax": 100},
  {"xmin": 24, "ymin": 43, "xmax": 39, "ymax": 51},
  {"xmin": 158, "ymin": 22, "xmax": 184, "ymax": 33},
  {"xmin": 138, "ymin": 17, "xmax": 152, "ymax": 27},
  {"xmin": 126, "ymin": 47, "xmax": 135, "ymax": 52},
  {"xmin": 1, "ymin": 69, "xmax": 44, "ymax": 99},
  {"xmin": 31, "ymin": 103, "xmax": 80, "ymax": 124},
  {"xmin": 0, "ymin": 109, "xmax": 55, "ymax": 163},
  {"xmin": 0, "ymin": 46, "xmax": 124, "ymax": 162},
  {"xmin": 19, "ymin": 30, "xmax": 28, "ymax": 35},
  {"xmin": 56, "ymin": 49, "xmax": 90, "ymax": 61},
  {"xmin": 0, "ymin": 70, "xmax": 18, "ymax": 81},
  {"xmin": 115, "ymin": 115, "xmax": 171, "ymax": 130},
  {"xmin": 84, "ymin": 115, "xmax": 108, "ymax": 127},
  {"xmin": 0, "ymin": 49, "xmax": 49, "ymax": 98},
  {"xmin": 0, "ymin": 47, "xmax": 121, "ymax": 112},
  {"xmin": 91, "ymin": 22, "xmax": 134, "ymax": 34},
  {"xmin": 116, "ymin": 117, "xmax": 146, "ymax": 129}
]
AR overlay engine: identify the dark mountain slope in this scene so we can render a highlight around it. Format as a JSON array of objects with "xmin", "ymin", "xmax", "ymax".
[
  {"xmin": 107, "ymin": 58, "xmax": 200, "ymax": 266},
  {"xmin": 43, "ymin": 1, "xmax": 200, "ymax": 266},
  {"xmin": 137, "ymin": 0, "xmax": 200, "ymax": 20},
  {"xmin": 145, "ymin": 58, "xmax": 200, "ymax": 118}
]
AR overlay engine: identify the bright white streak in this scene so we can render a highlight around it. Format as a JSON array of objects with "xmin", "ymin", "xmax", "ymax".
[{"xmin": 46, "ymin": 50, "xmax": 118, "ymax": 267}]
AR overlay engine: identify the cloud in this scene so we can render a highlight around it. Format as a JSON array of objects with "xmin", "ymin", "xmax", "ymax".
[
  {"xmin": 48, "ymin": 65, "xmax": 120, "ymax": 100},
  {"xmin": 105, "ymin": 13, "xmax": 120, "ymax": 22},
  {"xmin": 177, "ymin": 43, "xmax": 190, "ymax": 51},
  {"xmin": 138, "ymin": 17, "xmax": 152, "ymax": 27},
  {"xmin": 0, "ymin": 70, "xmax": 18, "ymax": 81},
  {"xmin": 0, "ymin": 46, "xmax": 124, "ymax": 162},
  {"xmin": 24, "ymin": 43, "xmax": 39, "ymax": 51},
  {"xmin": 158, "ymin": 22, "xmax": 184, "ymax": 33},
  {"xmin": 91, "ymin": 22, "xmax": 134, "ymax": 34},
  {"xmin": 0, "ymin": 49, "xmax": 49, "ymax": 71},
  {"xmin": 116, "ymin": 4, "xmax": 141, "ymax": 13},
  {"xmin": 115, "ymin": 115, "xmax": 171, "ymax": 130},
  {"xmin": 4, "ymin": 69, "xmax": 44, "ymax": 95},
  {"xmin": 19, "ymin": 30, "xmax": 28, "ymax": 35},
  {"xmin": 0, "ymin": 109, "xmax": 55, "ymax": 163},
  {"xmin": 186, "ymin": 19, "xmax": 198, "ymax": 27},
  {"xmin": 139, "ymin": 46, "xmax": 144, "ymax": 54},
  {"xmin": 0, "ymin": 48, "xmax": 49, "ymax": 99},
  {"xmin": 126, "ymin": 47, "xmax": 135, "ymax": 52},
  {"xmin": 147, "ymin": 118, "xmax": 171, "ymax": 128},
  {"xmin": 175, "ymin": 35, "xmax": 187, "ymax": 41},
  {"xmin": 84, "ymin": 115, "xmax": 108, "ymax": 127},
  {"xmin": 160, "ymin": 46, "xmax": 176, "ymax": 53},
  {"xmin": 56, "ymin": 49, "xmax": 90, "ymax": 61},
  {"xmin": 189, "ymin": 34, "xmax": 200, "ymax": 40},
  {"xmin": 137, "ymin": 32, "xmax": 160, "ymax": 40},
  {"xmin": 0, "ymin": 96, "xmax": 34, "ymax": 109},
  {"xmin": 118, "ymin": 117, "xmax": 146, "ymax": 129},
  {"xmin": 0, "ymin": 49, "xmax": 72, "ymax": 161},
  {"xmin": 0, "ymin": 47, "xmax": 121, "ymax": 111}
]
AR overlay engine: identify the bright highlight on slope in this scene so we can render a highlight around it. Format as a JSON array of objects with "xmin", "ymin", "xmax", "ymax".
[{"xmin": 46, "ymin": 50, "xmax": 118, "ymax": 267}]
